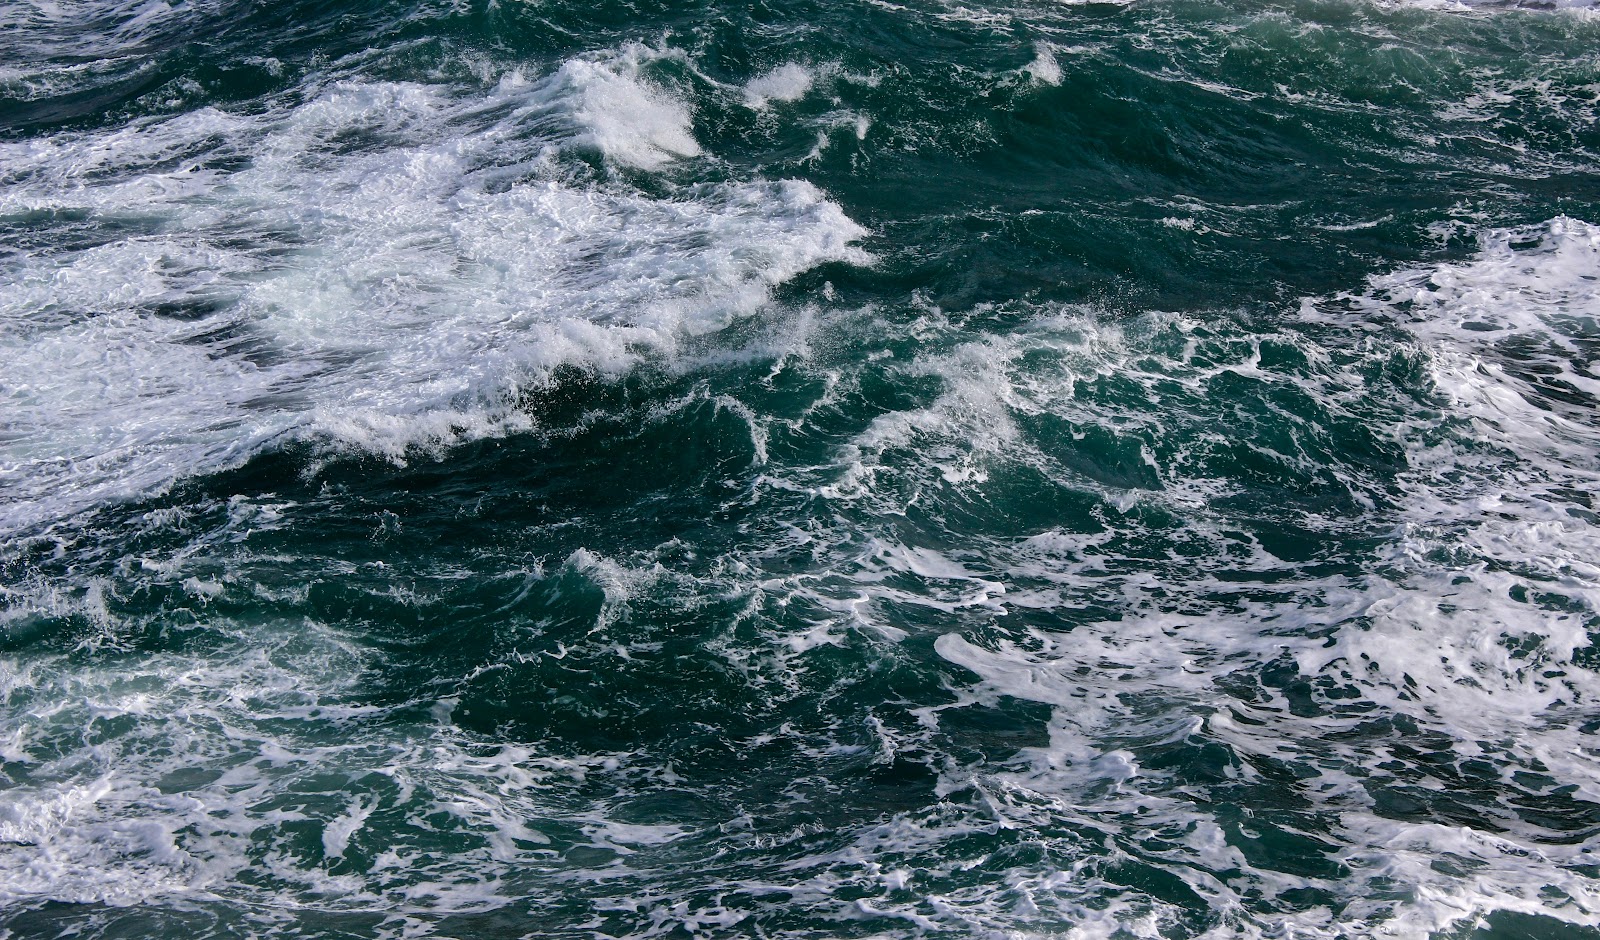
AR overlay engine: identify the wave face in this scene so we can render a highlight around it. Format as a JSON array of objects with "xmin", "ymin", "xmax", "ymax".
[{"xmin": 4, "ymin": 0, "xmax": 1600, "ymax": 937}]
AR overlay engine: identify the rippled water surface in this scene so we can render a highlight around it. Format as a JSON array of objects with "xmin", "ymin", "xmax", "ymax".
[{"xmin": 3, "ymin": 0, "xmax": 1600, "ymax": 936}]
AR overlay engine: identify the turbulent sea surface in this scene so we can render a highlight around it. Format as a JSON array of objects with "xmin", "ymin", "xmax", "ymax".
[{"xmin": 4, "ymin": 0, "xmax": 1600, "ymax": 936}]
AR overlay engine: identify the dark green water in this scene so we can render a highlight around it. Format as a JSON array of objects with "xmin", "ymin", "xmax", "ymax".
[{"xmin": 3, "ymin": 0, "xmax": 1600, "ymax": 936}]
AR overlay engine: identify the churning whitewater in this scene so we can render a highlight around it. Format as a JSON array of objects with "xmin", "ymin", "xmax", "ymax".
[{"xmin": 3, "ymin": 0, "xmax": 1600, "ymax": 937}]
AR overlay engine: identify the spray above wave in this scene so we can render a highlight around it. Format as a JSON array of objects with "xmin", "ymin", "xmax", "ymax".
[
  {"xmin": 0, "ymin": 45, "xmax": 869, "ymax": 536},
  {"xmin": 743, "ymin": 63, "xmax": 816, "ymax": 110},
  {"xmin": 536, "ymin": 45, "xmax": 706, "ymax": 168}
]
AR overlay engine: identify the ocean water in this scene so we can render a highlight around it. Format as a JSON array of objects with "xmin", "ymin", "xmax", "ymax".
[{"xmin": 3, "ymin": 0, "xmax": 1600, "ymax": 936}]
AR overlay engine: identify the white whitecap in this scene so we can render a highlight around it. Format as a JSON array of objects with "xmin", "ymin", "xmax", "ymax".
[
  {"xmin": 556, "ymin": 52, "xmax": 703, "ymax": 169},
  {"xmin": 0, "ymin": 55, "xmax": 870, "ymax": 536}
]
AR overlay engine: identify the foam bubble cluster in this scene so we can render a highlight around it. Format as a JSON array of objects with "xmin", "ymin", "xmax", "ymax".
[{"xmin": 0, "ymin": 47, "xmax": 868, "ymax": 537}]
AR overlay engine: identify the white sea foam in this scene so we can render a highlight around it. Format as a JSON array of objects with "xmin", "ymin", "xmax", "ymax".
[
  {"xmin": 8, "ymin": 10, "xmax": 1600, "ymax": 926},
  {"xmin": 0, "ymin": 614, "xmax": 637, "ymax": 914},
  {"xmin": 0, "ymin": 0, "xmax": 241, "ymax": 103},
  {"xmin": 0, "ymin": 50, "xmax": 869, "ymax": 536},
  {"xmin": 4, "ymin": 220, "xmax": 1599, "ymax": 935},
  {"xmin": 0, "ymin": 0, "xmax": 217, "ymax": 61},
  {"xmin": 771, "ymin": 218, "xmax": 1600, "ymax": 936},
  {"xmin": 743, "ymin": 63, "xmax": 816, "ymax": 109},
  {"xmin": 555, "ymin": 47, "xmax": 704, "ymax": 168},
  {"xmin": 1392, "ymin": 0, "xmax": 1600, "ymax": 9},
  {"xmin": 1021, "ymin": 43, "xmax": 1063, "ymax": 86}
]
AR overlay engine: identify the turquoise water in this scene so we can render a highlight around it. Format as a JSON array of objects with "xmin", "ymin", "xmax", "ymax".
[{"xmin": 3, "ymin": 0, "xmax": 1600, "ymax": 936}]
